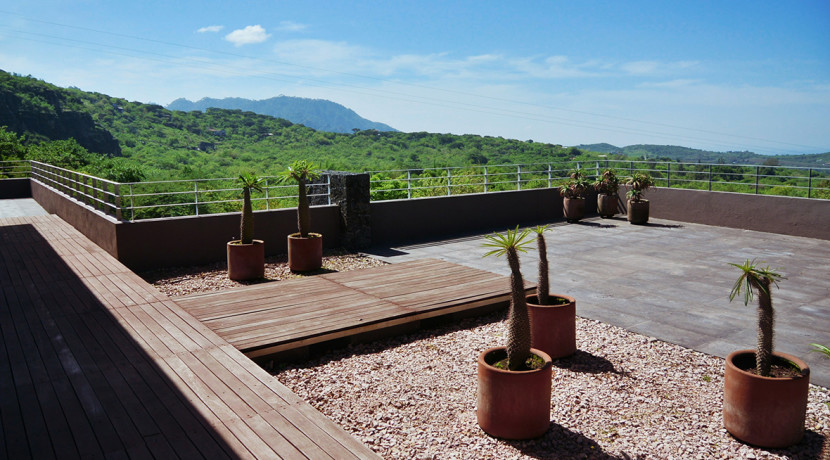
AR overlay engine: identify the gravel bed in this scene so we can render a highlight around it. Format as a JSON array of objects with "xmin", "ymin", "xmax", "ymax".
[
  {"xmin": 139, "ymin": 249, "xmax": 386, "ymax": 297},
  {"xmin": 272, "ymin": 312, "xmax": 830, "ymax": 460}
]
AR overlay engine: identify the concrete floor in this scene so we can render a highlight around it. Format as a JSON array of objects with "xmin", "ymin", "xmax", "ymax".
[
  {"xmin": 0, "ymin": 198, "xmax": 49, "ymax": 218},
  {"xmin": 366, "ymin": 216, "xmax": 830, "ymax": 388}
]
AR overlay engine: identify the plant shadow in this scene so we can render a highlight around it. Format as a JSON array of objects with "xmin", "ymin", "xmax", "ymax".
[
  {"xmin": 644, "ymin": 223, "xmax": 684, "ymax": 229},
  {"xmin": 574, "ymin": 221, "xmax": 618, "ymax": 229},
  {"xmin": 505, "ymin": 423, "xmax": 634, "ymax": 459},
  {"xmin": 552, "ymin": 350, "xmax": 630, "ymax": 377}
]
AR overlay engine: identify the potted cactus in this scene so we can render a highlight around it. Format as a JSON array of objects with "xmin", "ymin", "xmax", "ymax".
[
  {"xmin": 625, "ymin": 172, "xmax": 653, "ymax": 224},
  {"xmin": 526, "ymin": 225, "xmax": 576, "ymax": 359},
  {"xmin": 281, "ymin": 160, "xmax": 323, "ymax": 272},
  {"xmin": 227, "ymin": 172, "xmax": 265, "ymax": 281},
  {"xmin": 559, "ymin": 169, "xmax": 590, "ymax": 222},
  {"xmin": 478, "ymin": 227, "xmax": 553, "ymax": 440},
  {"xmin": 723, "ymin": 260, "xmax": 810, "ymax": 448},
  {"xmin": 594, "ymin": 169, "xmax": 620, "ymax": 218}
]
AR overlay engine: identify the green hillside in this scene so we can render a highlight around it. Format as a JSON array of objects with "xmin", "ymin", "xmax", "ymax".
[{"xmin": 577, "ymin": 143, "xmax": 829, "ymax": 168}]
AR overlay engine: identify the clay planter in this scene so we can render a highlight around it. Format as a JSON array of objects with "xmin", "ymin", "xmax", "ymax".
[
  {"xmin": 527, "ymin": 294, "xmax": 576, "ymax": 359},
  {"xmin": 562, "ymin": 197, "xmax": 585, "ymax": 223},
  {"xmin": 597, "ymin": 194, "xmax": 619, "ymax": 218},
  {"xmin": 288, "ymin": 233, "xmax": 322, "ymax": 272},
  {"xmin": 627, "ymin": 199, "xmax": 650, "ymax": 225},
  {"xmin": 227, "ymin": 240, "xmax": 264, "ymax": 281},
  {"xmin": 477, "ymin": 347, "xmax": 553, "ymax": 439},
  {"xmin": 723, "ymin": 350, "xmax": 810, "ymax": 448}
]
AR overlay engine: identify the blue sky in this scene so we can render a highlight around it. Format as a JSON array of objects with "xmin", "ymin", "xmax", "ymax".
[{"xmin": 1, "ymin": 1, "xmax": 829, "ymax": 155}]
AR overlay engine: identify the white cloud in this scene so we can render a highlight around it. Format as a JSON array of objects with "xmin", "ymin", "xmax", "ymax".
[
  {"xmin": 276, "ymin": 21, "xmax": 308, "ymax": 32},
  {"xmin": 197, "ymin": 25, "xmax": 224, "ymax": 33},
  {"xmin": 225, "ymin": 25, "xmax": 270, "ymax": 47}
]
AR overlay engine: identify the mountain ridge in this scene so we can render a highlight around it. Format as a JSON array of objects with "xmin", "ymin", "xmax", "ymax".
[{"xmin": 167, "ymin": 96, "xmax": 397, "ymax": 134}]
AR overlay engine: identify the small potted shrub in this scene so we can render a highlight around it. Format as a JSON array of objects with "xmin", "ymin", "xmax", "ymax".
[
  {"xmin": 281, "ymin": 160, "xmax": 323, "ymax": 272},
  {"xmin": 526, "ymin": 225, "xmax": 576, "ymax": 359},
  {"xmin": 593, "ymin": 169, "xmax": 620, "ymax": 218},
  {"xmin": 559, "ymin": 169, "xmax": 589, "ymax": 223},
  {"xmin": 478, "ymin": 227, "xmax": 553, "ymax": 440},
  {"xmin": 227, "ymin": 172, "xmax": 265, "ymax": 281},
  {"xmin": 810, "ymin": 343, "xmax": 830, "ymax": 460},
  {"xmin": 723, "ymin": 260, "xmax": 810, "ymax": 448},
  {"xmin": 625, "ymin": 172, "xmax": 654, "ymax": 224}
]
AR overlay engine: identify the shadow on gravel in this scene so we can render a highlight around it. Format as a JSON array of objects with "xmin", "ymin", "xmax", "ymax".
[
  {"xmin": 552, "ymin": 350, "xmax": 630, "ymax": 377},
  {"xmin": 506, "ymin": 423, "xmax": 626, "ymax": 459}
]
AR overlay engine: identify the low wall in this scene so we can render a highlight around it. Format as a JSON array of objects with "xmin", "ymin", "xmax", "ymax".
[
  {"xmin": 0, "ymin": 178, "xmax": 32, "ymax": 198},
  {"xmin": 372, "ymin": 188, "xmax": 598, "ymax": 245},
  {"xmin": 31, "ymin": 180, "xmax": 119, "ymax": 255},
  {"xmin": 115, "ymin": 206, "xmax": 342, "ymax": 271},
  {"xmin": 648, "ymin": 187, "xmax": 830, "ymax": 240}
]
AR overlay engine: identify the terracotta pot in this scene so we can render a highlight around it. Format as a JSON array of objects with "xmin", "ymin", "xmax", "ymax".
[
  {"xmin": 597, "ymin": 194, "xmax": 619, "ymax": 218},
  {"xmin": 562, "ymin": 197, "xmax": 585, "ymax": 223},
  {"xmin": 627, "ymin": 199, "xmax": 649, "ymax": 225},
  {"xmin": 227, "ymin": 240, "xmax": 264, "ymax": 281},
  {"xmin": 723, "ymin": 350, "xmax": 810, "ymax": 448},
  {"xmin": 527, "ymin": 294, "xmax": 576, "ymax": 359},
  {"xmin": 477, "ymin": 347, "xmax": 553, "ymax": 439},
  {"xmin": 288, "ymin": 233, "xmax": 323, "ymax": 272}
]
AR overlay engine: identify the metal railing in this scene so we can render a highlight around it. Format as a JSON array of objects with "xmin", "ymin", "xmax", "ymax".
[
  {"xmin": 367, "ymin": 160, "xmax": 830, "ymax": 201},
  {"xmin": 29, "ymin": 161, "xmax": 123, "ymax": 219},
  {"xmin": 119, "ymin": 175, "xmax": 331, "ymax": 221},
  {"xmin": 0, "ymin": 160, "xmax": 32, "ymax": 178}
]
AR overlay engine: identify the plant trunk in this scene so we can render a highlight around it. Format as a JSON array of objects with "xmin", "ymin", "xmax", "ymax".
[
  {"xmin": 297, "ymin": 177, "xmax": 310, "ymax": 237},
  {"xmin": 240, "ymin": 187, "xmax": 253, "ymax": 244},
  {"xmin": 756, "ymin": 279, "xmax": 774, "ymax": 376},
  {"xmin": 506, "ymin": 248, "xmax": 530, "ymax": 370},
  {"xmin": 536, "ymin": 234, "xmax": 549, "ymax": 305}
]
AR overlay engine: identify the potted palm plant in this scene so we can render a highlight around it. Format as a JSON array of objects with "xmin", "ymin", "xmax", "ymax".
[
  {"xmin": 559, "ymin": 169, "xmax": 589, "ymax": 223},
  {"xmin": 594, "ymin": 169, "xmax": 620, "ymax": 218},
  {"xmin": 281, "ymin": 160, "xmax": 323, "ymax": 272},
  {"xmin": 526, "ymin": 225, "xmax": 576, "ymax": 359},
  {"xmin": 625, "ymin": 172, "xmax": 653, "ymax": 224},
  {"xmin": 227, "ymin": 172, "xmax": 265, "ymax": 280},
  {"xmin": 723, "ymin": 260, "xmax": 810, "ymax": 448},
  {"xmin": 478, "ymin": 227, "xmax": 553, "ymax": 440}
]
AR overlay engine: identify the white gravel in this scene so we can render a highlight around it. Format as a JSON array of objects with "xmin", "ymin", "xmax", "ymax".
[{"xmin": 272, "ymin": 312, "xmax": 830, "ymax": 460}]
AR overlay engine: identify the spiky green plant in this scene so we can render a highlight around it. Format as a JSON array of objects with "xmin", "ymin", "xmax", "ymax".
[
  {"xmin": 483, "ymin": 226, "xmax": 536, "ymax": 370},
  {"xmin": 625, "ymin": 172, "xmax": 653, "ymax": 202},
  {"xmin": 280, "ymin": 160, "xmax": 321, "ymax": 237},
  {"xmin": 559, "ymin": 169, "xmax": 590, "ymax": 199},
  {"xmin": 594, "ymin": 169, "xmax": 620, "ymax": 196},
  {"xmin": 729, "ymin": 259, "xmax": 785, "ymax": 376},
  {"xmin": 238, "ymin": 172, "xmax": 264, "ymax": 244},
  {"xmin": 531, "ymin": 225, "xmax": 551, "ymax": 305},
  {"xmin": 812, "ymin": 343, "xmax": 830, "ymax": 460}
]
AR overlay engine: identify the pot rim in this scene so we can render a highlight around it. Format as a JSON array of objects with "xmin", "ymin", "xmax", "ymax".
[
  {"xmin": 726, "ymin": 349, "xmax": 810, "ymax": 381},
  {"xmin": 478, "ymin": 346, "xmax": 552, "ymax": 374},
  {"xmin": 227, "ymin": 239, "xmax": 264, "ymax": 246},
  {"xmin": 526, "ymin": 293, "xmax": 575, "ymax": 307},
  {"xmin": 288, "ymin": 232, "xmax": 323, "ymax": 239}
]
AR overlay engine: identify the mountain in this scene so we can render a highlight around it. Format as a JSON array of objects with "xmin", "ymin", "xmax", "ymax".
[
  {"xmin": 576, "ymin": 143, "xmax": 829, "ymax": 168},
  {"xmin": 167, "ymin": 96, "xmax": 397, "ymax": 134},
  {"xmin": 0, "ymin": 71, "xmax": 121, "ymax": 155}
]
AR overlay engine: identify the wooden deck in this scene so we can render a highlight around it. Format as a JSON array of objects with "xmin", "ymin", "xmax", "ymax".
[
  {"xmin": 177, "ymin": 259, "xmax": 522, "ymax": 358},
  {"xmin": 0, "ymin": 215, "xmax": 378, "ymax": 459}
]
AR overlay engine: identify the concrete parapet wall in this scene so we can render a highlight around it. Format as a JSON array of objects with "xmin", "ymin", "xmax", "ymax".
[
  {"xmin": 0, "ymin": 178, "xmax": 32, "ymax": 198},
  {"xmin": 647, "ymin": 187, "xmax": 830, "ymax": 240}
]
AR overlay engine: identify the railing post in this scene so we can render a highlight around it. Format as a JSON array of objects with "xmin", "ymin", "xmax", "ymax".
[
  {"xmin": 448, "ymin": 167, "xmax": 453, "ymax": 196},
  {"xmin": 114, "ymin": 183, "xmax": 122, "ymax": 220},
  {"xmin": 808, "ymin": 169, "xmax": 813, "ymax": 198},
  {"xmin": 194, "ymin": 181, "xmax": 199, "ymax": 215},
  {"xmin": 264, "ymin": 178, "xmax": 270, "ymax": 210},
  {"xmin": 517, "ymin": 165, "xmax": 522, "ymax": 191},
  {"xmin": 595, "ymin": 161, "xmax": 600, "ymax": 178},
  {"xmin": 129, "ymin": 184, "xmax": 135, "ymax": 221},
  {"xmin": 407, "ymin": 170, "xmax": 412, "ymax": 199},
  {"xmin": 666, "ymin": 162, "xmax": 671, "ymax": 188},
  {"xmin": 483, "ymin": 166, "xmax": 488, "ymax": 193},
  {"xmin": 630, "ymin": 161, "xmax": 633, "ymax": 176},
  {"xmin": 547, "ymin": 163, "xmax": 552, "ymax": 188},
  {"xmin": 755, "ymin": 166, "xmax": 760, "ymax": 194},
  {"xmin": 708, "ymin": 164, "xmax": 713, "ymax": 191}
]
